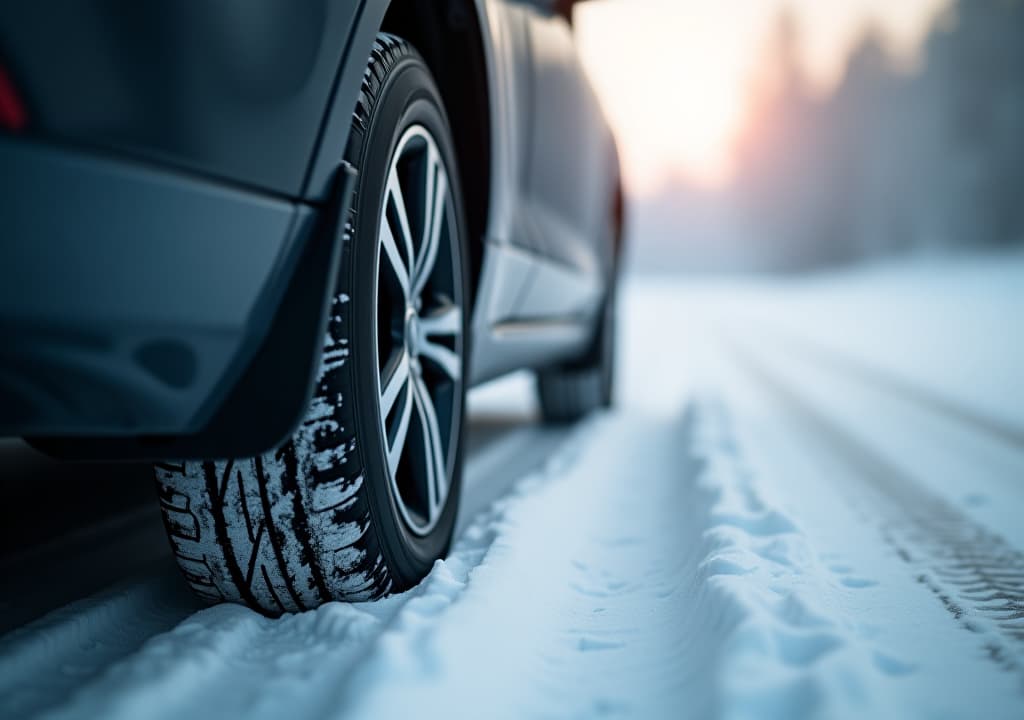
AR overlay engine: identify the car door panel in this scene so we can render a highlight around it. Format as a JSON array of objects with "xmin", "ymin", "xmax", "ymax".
[
  {"xmin": 519, "ymin": 10, "xmax": 617, "ymax": 275},
  {"xmin": 468, "ymin": 0, "xmax": 617, "ymax": 381},
  {"xmin": 0, "ymin": 0, "xmax": 357, "ymax": 196}
]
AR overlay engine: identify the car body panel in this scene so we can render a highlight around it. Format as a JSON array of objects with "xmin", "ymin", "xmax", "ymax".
[
  {"xmin": 467, "ymin": 0, "xmax": 617, "ymax": 382},
  {"xmin": 0, "ymin": 136, "xmax": 311, "ymax": 436},
  {"xmin": 0, "ymin": 0, "xmax": 621, "ymax": 453},
  {"xmin": 0, "ymin": 0, "xmax": 357, "ymax": 196}
]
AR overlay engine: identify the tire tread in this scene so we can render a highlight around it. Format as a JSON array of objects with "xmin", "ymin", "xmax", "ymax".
[{"xmin": 155, "ymin": 35, "xmax": 422, "ymax": 613}]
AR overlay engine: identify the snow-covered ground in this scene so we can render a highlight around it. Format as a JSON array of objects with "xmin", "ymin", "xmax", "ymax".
[{"xmin": 2, "ymin": 253, "xmax": 1023, "ymax": 719}]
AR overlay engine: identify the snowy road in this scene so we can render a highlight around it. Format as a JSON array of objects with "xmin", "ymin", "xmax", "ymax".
[{"xmin": 2, "ymin": 254, "xmax": 1023, "ymax": 719}]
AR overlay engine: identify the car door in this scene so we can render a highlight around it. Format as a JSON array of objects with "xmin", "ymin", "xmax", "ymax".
[
  {"xmin": 509, "ymin": 2, "xmax": 617, "ymax": 317},
  {"xmin": 469, "ymin": 0, "xmax": 619, "ymax": 383}
]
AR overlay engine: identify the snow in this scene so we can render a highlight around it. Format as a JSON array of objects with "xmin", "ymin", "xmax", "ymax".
[
  {"xmin": 2, "ymin": 253, "xmax": 1024, "ymax": 719},
  {"xmin": 699, "ymin": 251, "xmax": 1024, "ymax": 432}
]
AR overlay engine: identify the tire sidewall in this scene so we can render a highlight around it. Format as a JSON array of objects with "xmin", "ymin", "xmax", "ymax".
[{"xmin": 343, "ymin": 54, "xmax": 469, "ymax": 586}]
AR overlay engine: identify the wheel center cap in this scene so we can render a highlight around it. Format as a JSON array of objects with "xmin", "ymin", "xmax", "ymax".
[{"xmin": 405, "ymin": 308, "xmax": 421, "ymax": 359}]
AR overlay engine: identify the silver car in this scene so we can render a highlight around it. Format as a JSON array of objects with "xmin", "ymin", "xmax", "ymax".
[{"xmin": 0, "ymin": 0, "xmax": 623, "ymax": 611}]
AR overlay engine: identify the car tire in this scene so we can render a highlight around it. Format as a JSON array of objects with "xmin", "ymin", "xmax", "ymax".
[
  {"xmin": 537, "ymin": 280, "xmax": 617, "ymax": 424},
  {"xmin": 155, "ymin": 34, "xmax": 470, "ymax": 613}
]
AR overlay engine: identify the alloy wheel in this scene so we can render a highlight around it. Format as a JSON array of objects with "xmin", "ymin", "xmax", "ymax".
[{"xmin": 374, "ymin": 124, "xmax": 463, "ymax": 536}]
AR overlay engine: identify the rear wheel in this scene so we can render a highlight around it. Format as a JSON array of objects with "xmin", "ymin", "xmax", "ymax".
[
  {"xmin": 537, "ymin": 280, "xmax": 617, "ymax": 424},
  {"xmin": 155, "ymin": 35, "xmax": 469, "ymax": 613}
]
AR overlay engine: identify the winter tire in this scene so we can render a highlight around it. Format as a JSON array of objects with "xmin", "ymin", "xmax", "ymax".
[
  {"xmin": 155, "ymin": 34, "xmax": 470, "ymax": 613},
  {"xmin": 537, "ymin": 281, "xmax": 616, "ymax": 424}
]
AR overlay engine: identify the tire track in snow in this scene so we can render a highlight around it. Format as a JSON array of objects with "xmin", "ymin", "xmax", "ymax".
[
  {"xmin": 4, "ymin": 397, "xmax": 952, "ymax": 719},
  {"xmin": 0, "ymin": 420, "xmax": 567, "ymax": 720},
  {"xmin": 734, "ymin": 345, "xmax": 1024, "ymax": 684},
  {"xmin": 285, "ymin": 405, "xmax": 913, "ymax": 720},
  {"xmin": 27, "ymin": 424, "xmax": 599, "ymax": 720},
  {"xmin": 679, "ymin": 396, "xmax": 931, "ymax": 719},
  {"xmin": 748, "ymin": 324, "xmax": 1024, "ymax": 451},
  {"xmin": 0, "ymin": 566, "xmax": 200, "ymax": 718},
  {"xmin": 332, "ymin": 411, "xmax": 716, "ymax": 720},
  {"xmin": 22, "ymin": 407, "xmax": 815, "ymax": 720}
]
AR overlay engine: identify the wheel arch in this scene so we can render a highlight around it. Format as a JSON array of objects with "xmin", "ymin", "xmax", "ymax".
[
  {"xmin": 380, "ymin": 0, "xmax": 491, "ymax": 307},
  {"xmin": 305, "ymin": 0, "xmax": 492, "ymax": 308}
]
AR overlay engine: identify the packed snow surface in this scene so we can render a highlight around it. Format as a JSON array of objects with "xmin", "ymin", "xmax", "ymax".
[{"xmin": 2, "ymin": 252, "xmax": 1023, "ymax": 719}]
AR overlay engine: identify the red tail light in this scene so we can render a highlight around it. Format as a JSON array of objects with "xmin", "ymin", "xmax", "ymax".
[{"xmin": 0, "ymin": 65, "xmax": 27, "ymax": 131}]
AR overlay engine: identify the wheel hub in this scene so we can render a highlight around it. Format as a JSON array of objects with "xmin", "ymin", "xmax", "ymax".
[{"xmin": 404, "ymin": 307, "xmax": 421, "ymax": 361}]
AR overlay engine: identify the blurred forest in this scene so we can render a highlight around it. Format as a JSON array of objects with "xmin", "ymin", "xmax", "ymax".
[{"xmin": 631, "ymin": 0, "xmax": 1024, "ymax": 273}]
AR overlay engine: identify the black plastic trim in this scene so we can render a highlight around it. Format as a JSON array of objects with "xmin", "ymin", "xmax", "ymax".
[
  {"xmin": 31, "ymin": 164, "xmax": 358, "ymax": 460},
  {"xmin": 0, "ymin": 137, "xmax": 303, "ymax": 437}
]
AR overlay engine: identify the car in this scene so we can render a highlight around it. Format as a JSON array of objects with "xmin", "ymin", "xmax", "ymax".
[{"xmin": 0, "ymin": 0, "xmax": 623, "ymax": 613}]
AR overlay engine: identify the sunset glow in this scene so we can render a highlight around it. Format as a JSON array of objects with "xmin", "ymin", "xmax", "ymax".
[{"xmin": 574, "ymin": 0, "xmax": 949, "ymax": 194}]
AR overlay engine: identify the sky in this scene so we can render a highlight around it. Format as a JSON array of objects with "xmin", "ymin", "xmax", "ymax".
[{"xmin": 574, "ymin": 0, "xmax": 950, "ymax": 195}]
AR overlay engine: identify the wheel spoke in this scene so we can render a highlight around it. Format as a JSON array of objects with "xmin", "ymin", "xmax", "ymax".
[
  {"xmin": 379, "ymin": 220, "xmax": 410, "ymax": 301},
  {"xmin": 419, "ymin": 341, "xmax": 461, "ymax": 382},
  {"xmin": 412, "ymin": 373, "xmax": 447, "ymax": 523},
  {"xmin": 379, "ymin": 349, "xmax": 410, "ymax": 419},
  {"xmin": 418, "ymin": 305, "xmax": 462, "ymax": 381},
  {"xmin": 412, "ymin": 147, "xmax": 448, "ymax": 298},
  {"xmin": 387, "ymin": 380, "xmax": 414, "ymax": 477},
  {"xmin": 419, "ymin": 304, "xmax": 461, "ymax": 336},
  {"xmin": 387, "ymin": 172, "xmax": 416, "ymax": 277}
]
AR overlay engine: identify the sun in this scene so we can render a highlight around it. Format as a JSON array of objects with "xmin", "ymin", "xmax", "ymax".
[
  {"xmin": 575, "ymin": 1, "xmax": 757, "ymax": 192},
  {"xmin": 573, "ymin": 0, "xmax": 947, "ymax": 195}
]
